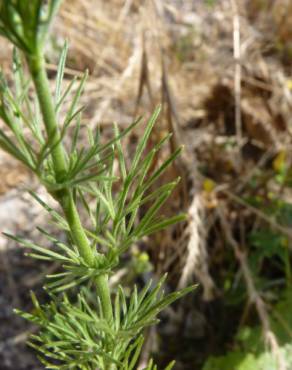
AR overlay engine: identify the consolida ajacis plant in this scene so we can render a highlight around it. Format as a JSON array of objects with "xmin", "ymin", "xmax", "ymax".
[{"xmin": 0, "ymin": 1, "xmax": 195, "ymax": 369}]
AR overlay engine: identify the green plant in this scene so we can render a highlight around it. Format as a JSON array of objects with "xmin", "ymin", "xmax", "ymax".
[
  {"xmin": 203, "ymin": 290, "xmax": 292, "ymax": 370},
  {"xmin": 0, "ymin": 1, "xmax": 195, "ymax": 368}
]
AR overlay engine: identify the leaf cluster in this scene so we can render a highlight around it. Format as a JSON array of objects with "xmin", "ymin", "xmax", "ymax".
[
  {"xmin": 0, "ymin": 45, "xmax": 119, "ymax": 193},
  {"xmin": 4, "ymin": 109, "xmax": 185, "ymax": 290},
  {"xmin": 0, "ymin": 0, "xmax": 62, "ymax": 54},
  {"xmin": 17, "ymin": 277, "xmax": 194, "ymax": 369},
  {"xmin": 1, "ymin": 46, "xmax": 186, "ymax": 293}
]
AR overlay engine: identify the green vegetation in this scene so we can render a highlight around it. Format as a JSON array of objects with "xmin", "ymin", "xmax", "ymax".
[{"xmin": 0, "ymin": 1, "xmax": 195, "ymax": 369}]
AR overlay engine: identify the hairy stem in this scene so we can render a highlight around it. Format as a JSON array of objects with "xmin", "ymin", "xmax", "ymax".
[
  {"xmin": 26, "ymin": 51, "xmax": 113, "ymax": 323},
  {"xmin": 27, "ymin": 53, "xmax": 67, "ymax": 181}
]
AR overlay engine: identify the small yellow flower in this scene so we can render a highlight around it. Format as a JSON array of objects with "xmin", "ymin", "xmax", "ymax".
[
  {"xmin": 287, "ymin": 79, "xmax": 292, "ymax": 90},
  {"xmin": 273, "ymin": 150, "xmax": 286, "ymax": 172},
  {"xmin": 203, "ymin": 178, "xmax": 216, "ymax": 193}
]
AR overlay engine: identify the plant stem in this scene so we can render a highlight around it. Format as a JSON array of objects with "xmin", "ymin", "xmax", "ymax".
[
  {"xmin": 95, "ymin": 274, "xmax": 113, "ymax": 322},
  {"xmin": 26, "ymin": 51, "xmax": 113, "ymax": 323},
  {"xmin": 60, "ymin": 191, "xmax": 95, "ymax": 265},
  {"xmin": 27, "ymin": 53, "xmax": 67, "ymax": 181}
]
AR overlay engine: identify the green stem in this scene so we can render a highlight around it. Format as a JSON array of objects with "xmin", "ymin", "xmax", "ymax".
[
  {"xmin": 60, "ymin": 191, "xmax": 95, "ymax": 266},
  {"xmin": 95, "ymin": 274, "xmax": 113, "ymax": 323},
  {"xmin": 27, "ymin": 53, "xmax": 67, "ymax": 181},
  {"xmin": 26, "ymin": 50, "xmax": 113, "ymax": 323}
]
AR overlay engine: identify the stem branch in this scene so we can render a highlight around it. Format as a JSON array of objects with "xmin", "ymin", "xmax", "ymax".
[{"xmin": 27, "ymin": 51, "xmax": 113, "ymax": 323}]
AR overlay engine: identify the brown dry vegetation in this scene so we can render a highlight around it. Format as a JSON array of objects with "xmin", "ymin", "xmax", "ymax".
[{"xmin": 0, "ymin": 1, "xmax": 292, "ymax": 369}]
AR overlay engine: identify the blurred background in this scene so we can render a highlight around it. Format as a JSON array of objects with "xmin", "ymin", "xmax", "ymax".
[{"xmin": 0, "ymin": 0, "xmax": 292, "ymax": 369}]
